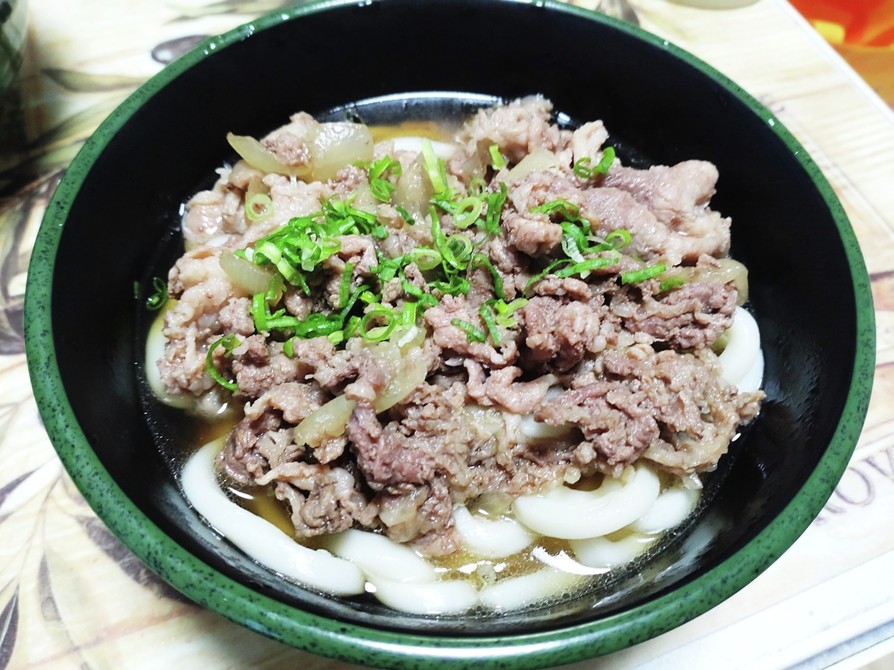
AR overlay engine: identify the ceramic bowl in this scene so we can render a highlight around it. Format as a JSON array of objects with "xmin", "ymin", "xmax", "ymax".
[{"xmin": 25, "ymin": 0, "xmax": 874, "ymax": 667}]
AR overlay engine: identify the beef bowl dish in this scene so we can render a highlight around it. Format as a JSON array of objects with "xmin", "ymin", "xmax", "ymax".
[{"xmin": 24, "ymin": 0, "xmax": 874, "ymax": 667}]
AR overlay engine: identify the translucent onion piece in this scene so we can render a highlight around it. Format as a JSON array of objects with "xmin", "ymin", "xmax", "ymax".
[
  {"xmin": 293, "ymin": 394, "xmax": 356, "ymax": 448},
  {"xmin": 226, "ymin": 132, "xmax": 310, "ymax": 178},
  {"xmin": 219, "ymin": 250, "xmax": 274, "ymax": 296},
  {"xmin": 371, "ymin": 345, "xmax": 428, "ymax": 412},
  {"xmin": 144, "ymin": 304, "xmax": 192, "ymax": 409},
  {"xmin": 453, "ymin": 506, "xmax": 535, "ymax": 559},
  {"xmin": 512, "ymin": 464, "xmax": 661, "ymax": 539},
  {"xmin": 502, "ymin": 149, "xmax": 562, "ymax": 182},
  {"xmin": 323, "ymin": 528, "xmax": 437, "ymax": 583},
  {"xmin": 718, "ymin": 306, "xmax": 763, "ymax": 391},
  {"xmin": 292, "ymin": 341, "xmax": 427, "ymax": 448},
  {"xmin": 368, "ymin": 577, "xmax": 479, "ymax": 615},
  {"xmin": 571, "ymin": 533, "xmax": 656, "ymax": 569},
  {"xmin": 180, "ymin": 440, "xmax": 365, "ymax": 596},
  {"xmin": 478, "ymin": 569, "xmax": 582, "ymax": 612},
  {"xmin": 631, "ymin": 485, "xmax": 700, "ymax": 534},
  {"xmin": 309, "ymin": 122, "xmax": 374, "ymax": 181},
  {"xmin": 392, "ymin": 155, "xmax": 433, "ymax": 215}
]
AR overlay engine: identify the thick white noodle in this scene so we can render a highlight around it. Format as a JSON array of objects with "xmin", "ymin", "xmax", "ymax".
[
  {"xmin": 368, "ymin": 577, "xmax": 480, "ymax": 615},
  {"xmin": 452, "ymin": 506, "xmax": 535, "ymax": 559},
  {"xmin": 631, "ymin": 486, "xmax": 700, "ymax": 535},
  {"xmin": 323, "ymin": 528, "xmax": 437, "ymax": 583},
  {"xmin": 389, "ymin": 137, "xmax": 456, "ymax": 159},
  {"xmin": 144, "ymin": 307, "xmax": 192, "ymax": 409},
  {"xmin": 571, "ymin": 534, "xmax": 656, "ymax": 569},
  {"xmin": 512, "ymin": 464, "xmax": 661, "ymax": 540},
  {"xmin": 180, "ymin": 441, "xmax": 366, "ymax": 596},
  {"xmin": 478, "ymin": 568, "xmax": 582, "ymax": 612},
  {"xmin": 719, "ymin": 306, "xmax": 764, "ymax": 393}
]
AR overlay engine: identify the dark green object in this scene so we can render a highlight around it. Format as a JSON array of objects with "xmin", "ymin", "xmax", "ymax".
[
  {"xmin": 0, "ymin": 0, "xmax": 26, "ymax": 98},
  {"xmin": 24, "ymin": 0, "xmax": 875, "ymax": 667}
]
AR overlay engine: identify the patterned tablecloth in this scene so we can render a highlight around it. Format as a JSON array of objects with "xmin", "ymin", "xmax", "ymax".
[{"xmin": 2, "ymin": 0, "xmax": 894, "ymax": 668}]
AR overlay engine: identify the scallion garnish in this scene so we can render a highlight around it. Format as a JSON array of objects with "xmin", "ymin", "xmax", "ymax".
[
  {"xmin": 246, "ymin": 192, "xmax": 274, "ymax": 222},
  {"xmin": 359, "ymin": 308, "xmax": 398, "ymax": 342},
  {"xmin": 659, "ymin": 275, "xmax": 687, "ymax": 292},
  {"xmin": 621, "ymin": 262, "xmax": 667, "ymax": 285},
  {"xmin": 395, "ymin": 205, "xmax": 415, "ymax": 225},
  {"xmin": 421, "ymin": 139, "xmax": 449, "ymax": 196},
  {"xmin": 478, "ymin": 304, "xmax": 502, "ymax": 346},
  {"xmin": 573, "ymin": 147, "xmax": 616, "ymax": 179},
  {"xmin": 145, "ymin": 277, "xmax": 168, "ymax": 311},
  {"xmin": 205, "ymin": 333, "xmax": 240, "ymax": 391},
  {"xmin": 452, "ymin": 196, "xmax": 485, "ymax": 229},
  {"xmin": 366, "ymin": 156, "xmax": 402, "ymax": 203},
  {"xmin": 488, "ymin": 144, "xmax": 507, "ymax": 171},
  {"xmin": 450, "ymin": 318, "xmax": 487, "ymax": 343},
  {"xmin": 471, "ymin": 253, "xmax": 505, "ymax": 300},
  {"xmin": 490, "ymin": 298, "xmax": 527, "ymax": 328},
  {"xmin": 338, "ymin": 262, "xmax": 354, "ymax": 309}
]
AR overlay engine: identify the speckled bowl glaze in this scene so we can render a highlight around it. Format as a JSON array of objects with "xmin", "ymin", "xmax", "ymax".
[{"xmin": 24, "ymin": 0, "xmax": 874, "ymax": 667}]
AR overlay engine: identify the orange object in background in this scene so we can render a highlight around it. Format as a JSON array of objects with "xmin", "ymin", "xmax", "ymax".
[{"xmin": 789, "ymin": 0, "xmax": 894, "ymax": 106}]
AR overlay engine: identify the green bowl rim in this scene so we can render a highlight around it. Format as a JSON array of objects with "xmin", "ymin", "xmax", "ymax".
[{"xmin": 24, "ymin": 0, "xmax": 875, "ymax": 667}]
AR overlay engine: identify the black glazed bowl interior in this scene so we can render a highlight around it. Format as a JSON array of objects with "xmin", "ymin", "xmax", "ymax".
[{"xmin": 25, "ymin": 0, "xmax": 874, "ymax": 667}]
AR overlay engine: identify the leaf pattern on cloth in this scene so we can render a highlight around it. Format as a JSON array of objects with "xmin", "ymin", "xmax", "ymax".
[
  {"xmin": 0, "ymin": 587, "xmax": 19, "ymax": 670},
  {"xmin": 74, "ymin": 515, "xmax": 189, "ymax": 603}
]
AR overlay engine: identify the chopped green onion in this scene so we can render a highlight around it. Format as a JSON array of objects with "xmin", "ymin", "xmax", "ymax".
[
  {"xmin": 246, "ymin": 192, "xmax": 274, "ymax": 222},
  {"xmin": 450, "ymin": 318, "xmax": 486, "ymax": 343},
  {"xmin": 491, "ymin": 297, "xmax": 528, "ymax": 328},
  {"xmin": 555, "ymin": 255, "xmax": 620, "ymax": 279},
  {"xmin": 530, "ymin": 199, "xmax": 580, "ymax": 220},
  {"xmin": 478, "ymin": 304, "xmax": 502, "ymax": 346},
  {"xmin": 472, "ymin": 253, "xmax": 505, "ymax": 300},
  {"xmin": 145, "ymin": 277, "xmax": 168, "ymax": 311},
  {"xmin": 605, "ymin": 229, "xmax": 632, "ymax": 249},
  {"xmin": 573, "ymin": 147, "xmax": 616, "ymax": 179},
  {"xmin": 621, "ymin": 262, "xmax": 667, "ymax": 285},
  {"xmin": 338, "ymin": 262, "xmax": 354, "ymax": 309},
  {"xmin": 366, "ymin": 156, "xmax": 402, "ymax": 203},
  {"xmin": 561, "ymin": 233, "xmax": 585, "ymax": 263},
  {"xmin": 395, "ymin": 205, "xmax": 415, "ymax": 225},
  {"xmin": 400, "ymin": 301, "xmax": 419, "ymax": 326},
  {"xmin": 205, "ymin": 334, "xmax": 240, "ymax": 391},
  {"xmin": 359, "ymin": 308, "xmax": 398, "ymax": 342},
  {"xmin": 407, "ymin": 247, "xmax": 442, "ymax": 271},
  {"xmin": 432, "ymin": 274, "xmax": 470, "ymax": 296},
  {"xmin": 452, "ymin": 196, "xmax": 485, "ymax": 229},
  {"xmin": 488, "ymin": 144, "xmax": 507, "ymax": 170},
  {"xmin": 481, "ymin": 182, "xmax": 508, "ymax": 235},
  {"xmin": 421, "ymin": 139, "xmax": 448, "ymax": 195},
  {"xmin": 659, "ymin": 275, "xmax": 687, "ymax": 292}
]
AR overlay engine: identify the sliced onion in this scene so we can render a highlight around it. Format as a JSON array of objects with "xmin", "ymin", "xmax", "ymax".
[
  {"xmin": 502, "ymin": 149, "xmax": 562, "ymax": 182},
  {"xmin": 227, "ymin": 132, "xmax": 309, "ymax": 178},
  {"xmin": 219, "ymin": 250, "xmax": 274, "ymax": 295},
  {"xmin": 373, "ymin": 346, "xmax": 428, "ymax": 412},
  {"xmin": 293, "ymin": 394, "xmax": 356, "ymax": 448},
  {"xmin": 309, "ymin": 122, "xmax": 374, "ymax": 181},
  {"xmin": 392, "ymin": 155, "xmax": 433, "ymax": 215}
]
